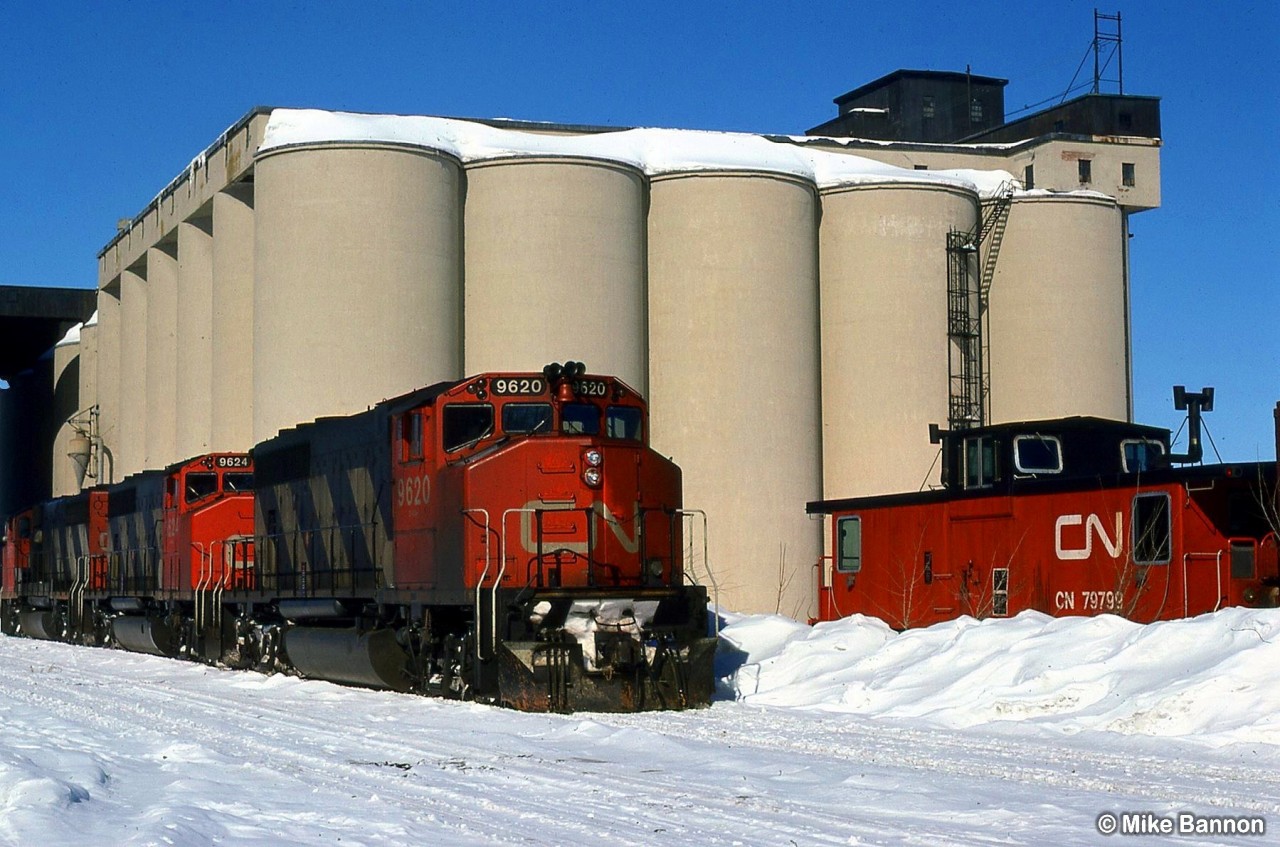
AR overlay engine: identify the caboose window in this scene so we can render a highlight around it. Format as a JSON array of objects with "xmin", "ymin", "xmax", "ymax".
[
  {"xmin": 185, "ymin": 473, "xmax": 218, "ymax": 503},
  {"xmin": 963, "ymin": 436, "xmax": 997, "ymax": 489},
  {"xmin": 1013, "ymin": 435, "xmax": 1062, "ymax": 474},
  {"xmin": 836, "ymin": 516, "xmax": 862, "ymax": 573},
  {"xmin": 1132, "ymin": 493, "xmax": 1171, "ymax": 565},
  {"xmin": 442, "ymin": 404, "xmax": 494, "ymax": 452},
  {"xmin": 1122, "ymin": 439, "xmax": 1164, "ymax": 473},
  {"xmin": 502, "ymin": 403, "xmax": 552, "ymax": 434},
  {"xmin": 606, "ymin": 406, "xmax": 643, "ymax": 441},
  {"xmin": 561, "ymin": 403, "xmax": 601, "ymax": 435}
]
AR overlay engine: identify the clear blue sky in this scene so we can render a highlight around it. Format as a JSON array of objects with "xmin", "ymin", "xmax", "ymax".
[{"xmin": 1, "ymin": 1, "xmax": 1276, "ymax": 458}]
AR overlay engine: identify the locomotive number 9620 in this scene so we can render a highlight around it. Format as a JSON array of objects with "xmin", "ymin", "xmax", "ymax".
[{"xmin": 492, "ymin": 378, "xmax": 546, "ymax": 396}]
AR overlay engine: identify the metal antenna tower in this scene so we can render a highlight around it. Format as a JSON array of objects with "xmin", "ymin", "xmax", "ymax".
[{"xmin": 1092, "ymin": 10, "xmax": 1124, "ymax": 94}]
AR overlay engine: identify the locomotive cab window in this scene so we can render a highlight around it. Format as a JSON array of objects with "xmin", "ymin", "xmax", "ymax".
[
  {"xmin": 223, "ymin": 472, "xmax": 254, "ymax": 492},
  {"xmin": 606, "ymin": 406, "xmax": 643, "ymax": 441},
  {"xmin": 185, "ymin": 472, "xmax": 218, "ymax": 503},
  {"xmin": 1013, "ymin": 435, "xmax": 1062, "ymax": 474},
  {"xmin": 442, "ymin": 404, "xmax": 494, "ymax": 452},
  {"xmin": 1132, "ymin": 492, "xmax": 1172, "ymax": 564},
  {"xmin": 502, "ymin": 403, "xmax": 552, "ymax": 435},
  {"xmin": 1122, "ymin": 439, "xmax": 1164, "ymax": 473},
  {"xmin": 836, "ymin": 516, "xmax": 862, "ymax": 573},
  {"xmin": 561, "ymin": 403, "xmax": 601, "ymax": 435},
  {"xmin": 400, "ymin": 411, "xmax": 424, "ymax": 462},
  {"xmin": 963, "ymin": 436, "xmax": 998, "ymax": 489}
]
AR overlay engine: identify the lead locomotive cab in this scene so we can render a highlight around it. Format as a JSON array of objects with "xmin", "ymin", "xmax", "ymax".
[
  {"xmin": 813, "ymin": 387, "xmax": 1279, "ymax": 629},
  {"xmin": 254, "ymin": 362, "xmax": 715, "ymax": 712}
]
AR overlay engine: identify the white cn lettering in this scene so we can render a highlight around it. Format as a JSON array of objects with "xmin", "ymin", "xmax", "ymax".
[{"xmin": 1055, "ymin": 512, "xmax": 1123, "ymax": 561}]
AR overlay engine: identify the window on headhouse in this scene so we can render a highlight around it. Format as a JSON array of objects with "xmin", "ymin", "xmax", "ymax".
[
  {"xmin": 1132, "ymin": 493, "xmax": 1172, "ymax": 564},
  {"xmin": 837, "ymin": 516, "xmax": 862, "ymax": 573},
  {"xmin": 969, "ymin": 99, "xmax": 983, "ymax": 123},
  {"xmin": 1122, "ymin": 162, "xmax": 1136, "ymax": 187},
  {"xmin": 1078, "ymin": 159, "xmax": 1092, "ymax": 183},
  {"xmin": 914, "ymin": 164, "xmax": 929, "ymax": 170},
  {"xmin": 1023, "ymin": 164, "xmax": 1034, "ymax": 189},
  {"xmin": 922, "ymin": 96, "xmax": 935, "ymax": 119}
]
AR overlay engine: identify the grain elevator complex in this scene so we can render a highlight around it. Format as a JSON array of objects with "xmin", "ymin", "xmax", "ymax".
[{"xmin": 0, "ymin": 70, "xmax": 1162, "ymax": 618}]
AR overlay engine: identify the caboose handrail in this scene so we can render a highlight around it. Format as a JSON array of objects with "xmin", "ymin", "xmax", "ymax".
[{"xmin": 676, "ymin": 509, "xmax": 718, "ymax": 636}]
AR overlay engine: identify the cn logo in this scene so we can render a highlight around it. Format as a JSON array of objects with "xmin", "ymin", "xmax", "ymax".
[{"xmin": 1055, "ymin": 513, "xmax": 1123, "ymax": 560}]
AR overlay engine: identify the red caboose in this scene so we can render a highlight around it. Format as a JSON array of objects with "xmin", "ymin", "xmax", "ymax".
[{"xmin": 809, "ymin": 389, "xmax": 1279, "ymax": 628}]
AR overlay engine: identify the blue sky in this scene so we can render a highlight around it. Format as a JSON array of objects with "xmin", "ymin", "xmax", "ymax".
[{"xmin": 1, "ymin": 1, "xmax": 1276, "ymax": 458}]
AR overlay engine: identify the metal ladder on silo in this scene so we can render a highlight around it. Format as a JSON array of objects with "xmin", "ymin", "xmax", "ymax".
[{"xmin": 946, "ymin": 181, "xmax": 1014, "ymax": 430}]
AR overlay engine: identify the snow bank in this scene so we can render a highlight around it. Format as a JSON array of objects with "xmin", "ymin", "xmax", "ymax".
[
  {"xmin": 260, "ymin": 108, "xmax": 1019, "ymax": 198},
  {"xmin": 718, "ymin": 607, "xmax": 1280, "ymax": 747}
]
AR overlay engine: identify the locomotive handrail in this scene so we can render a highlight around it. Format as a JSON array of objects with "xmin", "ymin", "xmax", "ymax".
[
  {"xmin": 193, "ymin": 541, "xmax": 210, "ymax": 633},
  {"xmin": 676, "ymin": 509, "xmax": 718, "ymax": 636},
  {"xmin": 463, "ymin": 508, "xmax": 493, "ymax": 660},
  {"xmin": 496, "ymin": 508, "xmax": 538, "ymax": 660}
]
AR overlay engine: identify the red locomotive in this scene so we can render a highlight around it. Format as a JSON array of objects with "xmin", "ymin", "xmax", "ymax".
[
  {"xmin": 809, "ymin": 388, "xmax": 1279, "ymax": 628},
  {"xmin": 1, "ymin": 364, "xmax": 716, "ymax": 713}
]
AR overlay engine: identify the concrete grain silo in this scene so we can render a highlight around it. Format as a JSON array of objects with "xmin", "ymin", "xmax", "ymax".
[
  {"xmin": 117, "ymin": 268, "xmax": 148, "ymax": 478},
  {"xmin": 144, "ymin": 243, "xmax": 179, "ymax": 470},
  {"xmin": 51, "ymin": 326, "xmax": 80, "ymax": 497},
  {"xmin": 175, "ymin": 215, "xmax": 214, "ymax": 461},
  {"xmin": 818, "ymin": 182, "xmax": 979, "ymax": 498},
  {"xmin": 647, "ymin": 170, "xmax": 823, "ymax": 619},
  {"xmin": 252, "ymin": 144, "xmax": 464, "ymax": 443},
  {"xmin": 986, "ymin": 193, "xmax": 1128, "ymax": 423},
  {"xmin": 463, "ymin": 157, "xmax": 648, "ymax": 393},
  {"xmin": 95, "ymin": 288, "xmax": 121, "ymax": 484},
  {"xmin": 210, "ymin": 184, "xmax": 255, "ymax": 453}
]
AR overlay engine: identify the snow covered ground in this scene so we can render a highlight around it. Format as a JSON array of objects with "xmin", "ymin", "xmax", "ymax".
[{"xmin": 3, "ymin": 608, "xmax": 1279, "ymax": 846}]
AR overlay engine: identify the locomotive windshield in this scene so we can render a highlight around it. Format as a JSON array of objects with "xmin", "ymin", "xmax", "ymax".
[
  {"xmin": 502, "ymin": 403, "xmax": 553, "ymax": 434},
  {"xmin": 443, "ymin": 404, "xmax": 494, "ymax": 452},
  {"xmin": 561, "ymin": 403, "xmax": 601, "ymax": 435},
  {"xmin": 185, "ymin": 472, "xmax": 218, "ymax": 503},
  {"xmin": 607, "ymin": 406, "xmax": 643, "ymax": 441},
  {"xmin": 223, "ymin": 472, "xmax": 254, "ymax": 492}
]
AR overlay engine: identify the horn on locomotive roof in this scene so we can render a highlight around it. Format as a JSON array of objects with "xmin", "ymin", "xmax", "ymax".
[
  {"xmin": 1166, "ymin": 385, "xmax": 1214, "ymax": 465},
  {"xmin": 543, "ymin": 361, "xmax": 587, "ymax": 402}
]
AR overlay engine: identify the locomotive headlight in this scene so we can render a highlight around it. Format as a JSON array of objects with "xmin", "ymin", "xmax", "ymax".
[
  {"xmin": 646, "ymin": 558, "xmax": 664, "ymax": 579},
  {"xmin": 583, "ymin": 449, "xmax": 603, "ymax": 468},
  {"xmin": 583, "ymin": 466, "xmax": 603, "ymax": 487}
]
